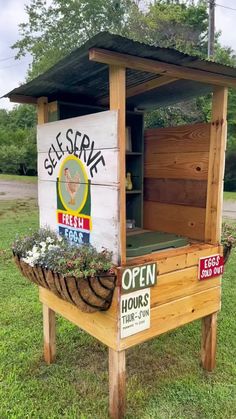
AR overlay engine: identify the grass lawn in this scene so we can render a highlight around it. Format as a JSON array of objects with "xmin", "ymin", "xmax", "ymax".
[
  {"xmin": 0, "ymin": 199, "xmax": 236, "ymax": 418},
  {"xmin": 224, "ymin": 191, "xmax": 236, "ymax": 201},
  {"xmin": 0, "ymin": 174, "xmax": 37, "ymax": 183}
]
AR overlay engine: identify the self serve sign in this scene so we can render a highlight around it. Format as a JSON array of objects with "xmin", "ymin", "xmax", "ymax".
[{"xmin": 198, "ymin": 254, "xmax": 224, "ymax": 280}]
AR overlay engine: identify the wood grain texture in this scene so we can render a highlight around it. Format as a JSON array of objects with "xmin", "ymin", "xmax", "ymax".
[
  {"xmin": 151, "ymin": 266, "xmax": 221, "ymax": 306},
  {"xmin": 205, "ymin": 87, "xmax": 228, "ymax": 244},
  {"xmin": 109, "ymin": 349, "xmax": 126, "ymax": 419},
  {"xmin": 145, "ymin": 123, "xmax": 211, "ymax": 153},
  {"xmin": 126, "ymin": 243, "xmax": 222, "ymax": 273},
  {"xmin": 89, "ymin": 48, "xmax": 236, "ymax": 88},
  {"xmin": 201, "ymin": 312, "xmax": 218, "ymax": 371},
  {"xmin": 144, "ymin": 151, "xmax": 209, "ymax": 180},
  {"xmin": 37, "ymin": 97, "xmax": 48, "ymax": 125},
  {"xmin": 37, "ymin": 110, "xmax": 118, "ymax": 152},
  {"xmin": 43, "ymin": 304, "xmax": 56, "ymax": 364},
  {"xmin": 109, "ymin": 65, "xmax": 126, "ymax": 265},
  {"xmin": 37, "ymin": 149, "xmax": 119, "ymax": 185},
  {"xmin": 144, "ymin": 123, "xmax": 211, "ymax": 154},
  {"xmin": 48, "ymin": 101, "xmax": 59, "ymax": 122},
  {"xmin": 100, "ymin": 75, "xmax": 177, "ymax": 106},
  {"xmin": 10, "ymin": 94, "xmax": 37, "ymax": 104},
  {"xmin": 119, "ymin": 287, "xmax": 221, "ymax": 350},
  {"xmin": 143, "ymin": 201, "xmax": 206, "ymax": 240},
  {"xmin": 39, "ymin": 287, "xmax": 119, "ymax": 350},
  {"xmin": 144, "ymin": 178, "xmax": 207, "ymax": 208}
]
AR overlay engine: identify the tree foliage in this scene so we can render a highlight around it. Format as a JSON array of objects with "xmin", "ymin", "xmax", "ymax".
[
  {"xmin": 0, "ymin": 106, "xmax": 37, "ymax": 175},
  {"xmin": 6, "ymin": 0, "xmax": 236, "ymax": 186},
  {"xmin": 12, "ymin": 0, "xmax": 132, "ymax": 79}
]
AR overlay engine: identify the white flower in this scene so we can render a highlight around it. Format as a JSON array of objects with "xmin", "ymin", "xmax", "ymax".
[
  {"xmin": 48, "ymin": 244, "xmax": 59, "ymax": 251},
  {"xmin": 58, "ymin": 236, "xmax": 63, "ymax": 242},
  {"xmin": 22, "ymin": 255, "xmax": 37, "ymax": 267},
  {"xmin": 32, "ymin": 245, "xmax": 38, "ymax": 253},
  {"xmin": 40, "ymin": 241, "xmax": 46, "ymax": 248},
  {"xmin": 46, "ymin": 237, "xmax": 54, "ymax": 244}
]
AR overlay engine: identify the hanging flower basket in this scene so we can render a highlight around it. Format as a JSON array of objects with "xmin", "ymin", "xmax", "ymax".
[{"xmin": 12, "ymin": 229, "xmax": 116, "ymax": 313}]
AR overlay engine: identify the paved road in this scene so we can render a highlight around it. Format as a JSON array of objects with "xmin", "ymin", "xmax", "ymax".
[
  {"xmin": 223, "ymin": 200, "xmax": 236, "ymax": 220},
  {"xmin": 0, "ymin": 180, "xmax": 37, "ymax": 200},
  {"xmin": 0, "ymin": 180, "xmax": 235, "ymax": 219}
]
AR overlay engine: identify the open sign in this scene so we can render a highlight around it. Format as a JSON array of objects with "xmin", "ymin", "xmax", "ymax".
[{"xmin": 198, "ymin": 254, "xmax": 224, "ymax": 280}]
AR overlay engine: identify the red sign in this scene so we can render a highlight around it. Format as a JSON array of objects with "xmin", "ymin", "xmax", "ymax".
[
  {"xmin": 198, "ymin": 254, "xmax": 224, "ymax": 280},
  {"xmin": 57, "ymin": 211, "xmax": 91, "ymax": 231}
]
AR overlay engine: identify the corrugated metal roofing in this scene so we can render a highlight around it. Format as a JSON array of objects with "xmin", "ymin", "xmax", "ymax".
[{"xmin": 4, "ymin": 32, "xmax": 236, "ymax": 110}]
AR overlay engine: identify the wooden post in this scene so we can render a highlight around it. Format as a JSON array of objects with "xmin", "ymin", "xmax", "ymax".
[
  {"xmin": 205, "ymin": 86, "xmax": 228, "ymax": 244},
  {"xmin": 43, "ymin": 303, "xmax": 56, "ymax": 364},
  {"xmin": 201, "ymin": 312, "xmax": 217, "ymax": 371},
  {"xmin": 109, "ymin": 65, "xmax": 126, "ymax": 265},
  {"xmin": 109, "ymin": 349, "xmax": 126, "ymax": 419},
  {"xmin": 37, "ymin": 97, "xmax": 56, "ymax": 364},
  {"xmin": 37, "ymin": 96, "xmax": 48, "ymax": 125}
]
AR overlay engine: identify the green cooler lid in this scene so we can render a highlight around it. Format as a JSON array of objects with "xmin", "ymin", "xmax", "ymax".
[{"xmin": 126, "ymin": 231, "xmax": 189, "ymax": 257}]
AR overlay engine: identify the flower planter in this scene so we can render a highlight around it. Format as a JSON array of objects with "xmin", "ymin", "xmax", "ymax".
[{"xmin": 13, "ymin": 254, "xmax": 116, "ymax": 313}]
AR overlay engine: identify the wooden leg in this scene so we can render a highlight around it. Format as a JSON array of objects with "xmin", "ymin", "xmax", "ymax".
[
  {"xmin": 43, "ymin": 303, "xmax": 56, "ymax": 364},
  {"xmin": 109, "ymin": 348, "xmax": 126, "ymax": 419},
  {"xmin": 201, "ymin": 312, "xmax": 217, "ymax": 371}
]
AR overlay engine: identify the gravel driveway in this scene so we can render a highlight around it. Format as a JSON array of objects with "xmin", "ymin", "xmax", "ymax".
[{"xmin": 0, "ymin": 180, "xmax": 38, "ymax": 200}]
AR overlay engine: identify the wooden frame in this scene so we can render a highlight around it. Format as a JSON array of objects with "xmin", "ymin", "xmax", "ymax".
[
  {"xmin": 33, "ymin": 49, "xmax": 229, "ymax": 418},
  {"xmin": 89, "ymin": 48, "xmax": 236, "ymax": 88}
]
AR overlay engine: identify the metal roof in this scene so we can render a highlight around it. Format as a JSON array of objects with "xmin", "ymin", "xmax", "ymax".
[{"xmin": 4, "ymin": 32, "xmax": 236, "ymax": 110}]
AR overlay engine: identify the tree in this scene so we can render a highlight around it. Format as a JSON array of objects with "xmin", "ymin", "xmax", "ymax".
[
  {"xmin": 125, "ymin": 0, "xmax": 209, "ymax": 56},
  {"xmin": 12, "ymin": 0, "xmax": 133, "ymax": 79},
  {"xmin": 0, "ymin": 106, "xmax": 37, "ymax": 175},
  {"xmin": 10, "ymin": 0, "xmax": 236, "ymax": 187}
]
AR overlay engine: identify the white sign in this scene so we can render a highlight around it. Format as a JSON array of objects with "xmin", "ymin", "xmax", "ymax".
[
  {"xmin": 120, "ymin": 288, "xmax": 150, "ymax": 338},
  {"xmin": 37, "ymin": 111, "xmax": 120, "ymax": 263},
  {"xmin": 121, "ymin": 263, "xmax": 157, "ymax": 293}
]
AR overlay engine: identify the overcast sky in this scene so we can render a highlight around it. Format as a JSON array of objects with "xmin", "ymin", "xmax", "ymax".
[{"xmin": 1, "ymin": 0, "xmax": 236, "ymax": 110}]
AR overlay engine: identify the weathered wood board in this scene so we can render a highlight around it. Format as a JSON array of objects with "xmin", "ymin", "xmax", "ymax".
[
  {"xmin": 37, "ymin": 110, "xmax": 118, "ymax": 151},
  {"xmin": 37, "ymin": 110, "xmax": 120, "ymax": 262},
  {"xmin": 144, "ymin": 123, "xmax": 211, "ymax": 153},
  {"xmin": 39, "ymin": 286, "xmax": 119, "ymax": 350},
  {"xmin": 143, "ymin": 201, "xmax": 206, "ymax": 240},
  {"xmin": 144, "ymin": 151, "xmax": 209, "ymax": 180},
  {"xmin": 144, "ymin": 178, "xmax": 207, "ymax": 208},
  {"xmin": 143, "ymin": 122, "xmax": 210, "ymax": 241},
  {"xmin": 119, "ymin": 286, "xmax": 221, "ymax": 350}
]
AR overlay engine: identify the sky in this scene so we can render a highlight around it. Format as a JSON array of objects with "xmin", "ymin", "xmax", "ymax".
[{"xmin": 1, "ymin": 0, "xmax": 236, "ymax": 111}]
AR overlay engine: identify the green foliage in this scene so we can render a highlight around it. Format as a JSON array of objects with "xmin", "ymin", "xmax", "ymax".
[
  {"xmin": 222, "ymin": 221, "xmax": 236, "ymax": 248},
  {"xmin": 8, "ymin": 0, "xmax": 236, "ymax": 182},
  {"xmin": 13, "ymin": 227, "xmax": 113, "ymax": 278},
  {"xmin": 1, "ymin": 197, "xmax": 236, "ymax": 417},
  {"xmin": 0, "ymin": 105, "xmax": 37, "ymax": 175},
  {"xmin": 12, "ymin": 0, "xmax": 132, "ymax": 79},
  {"xmin": 126, "ymin": 0, "xmax": 208, "ymax": 56}
]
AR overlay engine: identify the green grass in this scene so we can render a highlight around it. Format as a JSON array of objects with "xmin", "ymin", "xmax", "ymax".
[
  {"xmin": 0, "ymin": 174, "xmax": 37, "ymax": 183},
  {"xmin": 224, "ymin": 191, "xmax": 236, "ymax": 201},
  {"xmin": 0, "ymin": 199, "xmax": 236, "ymax": 418}
]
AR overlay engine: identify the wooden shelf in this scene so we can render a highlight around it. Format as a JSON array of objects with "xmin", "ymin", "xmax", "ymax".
[{"xmin": 126, "ymin": 190, "xmax": 142, "ymax": 194}]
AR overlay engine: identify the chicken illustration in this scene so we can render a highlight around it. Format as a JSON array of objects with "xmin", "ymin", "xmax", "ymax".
[{"xmin": 64, "ymin": 167, "xmax": 81, "ymax": 205}]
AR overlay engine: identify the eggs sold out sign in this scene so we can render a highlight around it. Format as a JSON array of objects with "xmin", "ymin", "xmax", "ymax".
[{"xmin": 198, "ymin": 254, "xmax": 224, "ymax": 280}]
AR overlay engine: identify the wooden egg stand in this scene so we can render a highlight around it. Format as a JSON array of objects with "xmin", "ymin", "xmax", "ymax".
[{"xmin": 9, "ymin": 35, "xmax": 234, "ymax": 419}]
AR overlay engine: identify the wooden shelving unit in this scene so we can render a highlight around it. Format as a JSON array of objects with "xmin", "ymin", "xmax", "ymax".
[{"xmin": 125, "ymin": 112, "xmax": 144, "ymax": 229}]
